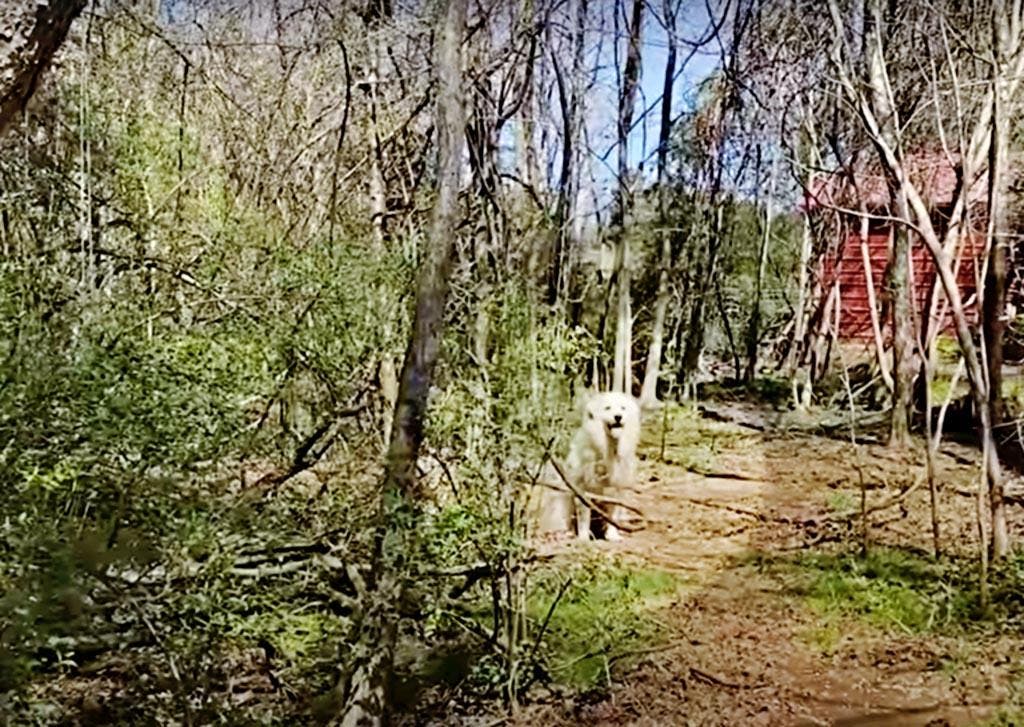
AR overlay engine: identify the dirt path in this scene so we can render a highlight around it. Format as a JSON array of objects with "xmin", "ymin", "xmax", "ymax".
[{"xmin": 525, "ymin": 404, "xmax": 1021, "ymax": 727}]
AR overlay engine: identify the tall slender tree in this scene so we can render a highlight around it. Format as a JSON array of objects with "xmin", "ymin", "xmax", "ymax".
[
  {"xmin": 610, "ymin": 0, "xmax": 644, "ymax": 394},
  {"xmin": 336, "ymin": 0, "xmax": 468, "ymax": 721},
  {"xmin": 639, "ymin": 0, "xmax": 679, "ymax": 406},
  {"xmin": 548, "ymin": 0, "xmax": 589, "ymax": 308}
]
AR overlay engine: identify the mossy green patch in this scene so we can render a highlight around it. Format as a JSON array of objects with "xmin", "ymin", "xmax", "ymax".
[
  {"xmin": 803, "ymin": 619, "xmax": 845, "ymax": 655},
  {"xmin": 528, "ymin": 560, "xmax": 687, "ymax": 688},
  {"xmin": 228, "ymin": 608, "xmax": 343, "ymax": 662},
  {"xmin": 754, "ymin": 549, "xmax": 981, "ymax": 636},
  {"xmin": 646, "ymin": 402, "xmax": 754, "ymax": 472},
  {"xmin": 825, "ymin": 491, "xmax": 856, "ymax": 515}
]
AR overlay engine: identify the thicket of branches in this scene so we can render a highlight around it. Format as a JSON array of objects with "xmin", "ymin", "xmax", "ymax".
[{"xmin": 1, "ymin": 0, "xmax": 1022, "ymax": 722}]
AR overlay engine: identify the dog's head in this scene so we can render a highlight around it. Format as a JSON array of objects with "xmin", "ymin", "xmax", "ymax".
[{"xmin": 584, "ymin": 392, "xmax": 639, "ymax": 441}]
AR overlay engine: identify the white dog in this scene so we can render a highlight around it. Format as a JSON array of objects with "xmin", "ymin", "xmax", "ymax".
[{"xmin": 566, "ymin": 391, "xmax": 641, "ymax": 541}]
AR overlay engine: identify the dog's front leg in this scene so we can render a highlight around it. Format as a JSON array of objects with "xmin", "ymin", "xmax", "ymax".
[
  {"xmin": 575, "ymin": 498, "xmax": 592, "ymax": 540},
  {"xmin": 603, "ymin": 505, "xmax": 623, "ymax": 541}
]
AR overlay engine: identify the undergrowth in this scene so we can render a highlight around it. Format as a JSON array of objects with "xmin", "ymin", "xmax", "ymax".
[
  {"xmin": 526, "ymin": 559, "xmax": 686, "ymax": 689},
  {"xmin": 753, "ymin": 548, "xmax": 1024, "ymax": 650}
]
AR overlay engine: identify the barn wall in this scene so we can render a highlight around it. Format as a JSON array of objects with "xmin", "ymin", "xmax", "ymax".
[{"xmin": 822, "ymin": 226, "xmax": 983, "ymax": 340}]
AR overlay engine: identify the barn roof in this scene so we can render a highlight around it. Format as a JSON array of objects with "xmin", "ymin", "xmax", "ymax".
[{"xmin": 803, "ymin": 150, "xmax": 988, "ymax": 214}]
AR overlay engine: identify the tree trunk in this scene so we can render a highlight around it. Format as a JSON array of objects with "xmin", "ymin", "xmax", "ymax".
[
  {"xmin": 787, "ymin": 111, "xmax": 817, "ymax": 407},
  {"xmin": 861, "ymin": 0, "xmax": 913, "ymax": 446},
  {"xmin": 612, "ymin": 266, "xmax": 633, "ymax": 393},
  {"xmin": 744, "ymin": 154, "xmax": 776, "ymax": 383},
  {"xmin": 518, "ymin": 0, "xmax": 540, "ymax": 198},
  {"xmin": 715, "ymin": 274, "xmax": 742, "ymax": 380},
  {"xmin": 610, "ymin": 0, "xmax": 644, "ymax": 394},
  {"xmin": 790, "ymin": 211, "xmax": 815, "ymax": 409},
  {"xmin": 859, "ymin": 214, "xmax": 894, "ymax": 393},
  {"xmin": 547, "ymin": 0, "xmax": 588, "ymax": 307},
  {"xmin": 0, "ymin": 0, "xmax": 85, "ymax": 136},
  {"xmin": 888, "ymin": 195, "xmax": 914, "ymax": 447},
  {"xmin": 363, "ymin": 0, "xmax": 392, "ymax": 248},
  {"xmin": 366, "ymin": 51, "xmax": 387, "ymax": 248},
  {"xmin": 639, "ymin": 0, "xmax": 677, "ymax": 407},
  {"xmin": 983, "ymin": 4, "xmax": 1012, "ymax": 558},
  {"xmin": 334, "ymin": 0, "xmax": 467, "ymax": 721},
  {"xmin": 679, "ymin": 203, "xmax": 724, "ymax": 394}
]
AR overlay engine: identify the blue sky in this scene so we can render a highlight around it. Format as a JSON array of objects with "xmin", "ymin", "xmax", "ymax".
[
  {"xmin": 628, "ymin": 0, "xmax": 722, "ymax": 170},
  {"xmin": 575, "ymin": 0, "xmax": 724, "ymax": 218}
]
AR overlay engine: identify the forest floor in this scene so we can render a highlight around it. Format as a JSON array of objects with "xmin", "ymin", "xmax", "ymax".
[{"xmin": 512, "ymin": 400, "xmax": 1024, "ymax": 727}]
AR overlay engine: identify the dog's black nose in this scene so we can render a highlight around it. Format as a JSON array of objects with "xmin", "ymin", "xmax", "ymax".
[{"xmin": 613, "ymin": 414, "xmax": 622, "ymax": 423}]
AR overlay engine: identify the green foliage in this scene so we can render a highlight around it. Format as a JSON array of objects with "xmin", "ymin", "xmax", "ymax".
[
  {"xmin": 652, "ymin": 403, "xmax": 753, "ymax": 472},
  {"xmin": 528, "ymin": 560, "xmax": 685, "ymax": 689},
  {"xmin": 825, "ymin": 491, "xmax": 856, "ymax": 514},
  {"xmin": 930, "ymin": 374, "xmax": 956, "ymax": 405},
  {"xmin": 229, "ymin": 609, "xmax": 342, "ymax": 663},
  {"xmin": 756, "ymin": 548, "xmax": 1024, "ymax": 643},
  {"xmin": 431, "ymin": 282, "xmax": 596, "ymax": 456},
  {"xmin": 402, "ymin": 284, "xmax": 606, "ymax": 702},
  {"xmin": 936, "ymin": 335, "xmax": 962, "ymax": 364},
  {"xmin": 799, "ymin": 551, "xmax": 971, "ymax": 633},
  {"xmin": 420, "ymin": 280, "xmax": 599, "ymax": 590},
  {"xmin": 420, "ymin": 503, "xmax": 504, "ymax": 573},
  {"xmin": 639, "ymin": 122, "xmax": 805, "ymax": 374},
  {"xmin": 1002, "ymin": 375, "xmax": 1024, "ymax": 417},
  {"xmin": 0, "ymin": 17, "xmax": 413, "ymax": 715}
]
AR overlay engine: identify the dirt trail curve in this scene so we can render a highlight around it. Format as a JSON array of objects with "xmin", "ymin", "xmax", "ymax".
[{"xmin": 527, "ymin": 404, "xmax": 1018, "ymax": 727}]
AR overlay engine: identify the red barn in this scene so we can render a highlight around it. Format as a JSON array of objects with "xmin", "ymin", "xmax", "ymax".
[{"xmin": 805, "ymin": 152, "xmax": 988, "ymax": 341}]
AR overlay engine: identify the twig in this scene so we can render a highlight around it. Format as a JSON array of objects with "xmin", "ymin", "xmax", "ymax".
[
  {"xmin": 531, "ymin": 478, "xmax": 647, "ymax": 519},
  {"xmin": 137, "ymin": 609, "xmax": 193, "ymax": 724},
  {"xmin": 548, "ymin": 457, "xmax": 647, "ymax": 532},
  {"xmin": 520, "ymin": 577, "xmax": 573, "ymax": 693},
  {"xmin": 689, "ymin": 666, "xmax": 769, "ymax": 690},
  {"xmin": 249, "ymin": 403, "xmax": 367, "ymax": 490},
  {"xmin": 426, "ymin": 554, "xmax": 558, "ymax": 600},
  {"xmin": 697, "ymin": 405, "xmax": 766, "ymax": 431},
  {"xmin": 674, "ymin": 495, "xmax": 803, "ymax": 525},
  {"xmin": 606, "ymin": 640, "xmax": 689, "ymax": 664},
  {"xmin": 229, "ymin": 559, "xmax": 313, "ymax": 578},
  {"xmin": 450, "ymin": 613, "xmax": 507, "ymax": 653},
  {"xmin": 690, "ymin": 469, "xmax": 761, "ymax": 481},
  {"xmin": 424, "ymin": 448, "xmax": 460, "ymax": 499},
  {"xmin": 827, "ymin": 473, "xmax": 926, "ymax": 522}
]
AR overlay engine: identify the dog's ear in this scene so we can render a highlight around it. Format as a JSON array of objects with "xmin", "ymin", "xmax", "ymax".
[{"xmin": 574, "ymin": 390, "xmax": 595, "ymax": 419}]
